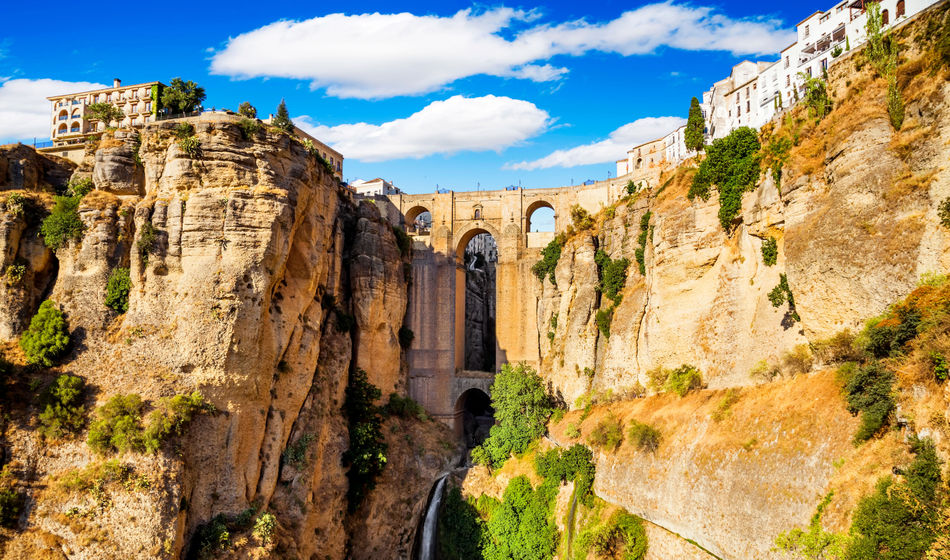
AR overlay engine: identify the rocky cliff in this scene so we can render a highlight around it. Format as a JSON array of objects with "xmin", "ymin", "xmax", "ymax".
[{"xmin": 0, "ymin": 119, "xmax": 454, "ymax": 559}]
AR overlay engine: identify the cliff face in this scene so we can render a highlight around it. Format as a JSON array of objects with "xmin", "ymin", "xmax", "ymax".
[{"xmin": 0, "ymin": 120, "xmax": 452, "ymax": 559}]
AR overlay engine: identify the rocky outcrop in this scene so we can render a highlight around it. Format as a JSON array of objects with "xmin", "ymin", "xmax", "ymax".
[
  {"xmin": 0, "ymin": 143, "xmax": 74, "ymax": 192},
  {"xmin": 92, "ymin": 130, "xmax": 145, "ymax": 195}
]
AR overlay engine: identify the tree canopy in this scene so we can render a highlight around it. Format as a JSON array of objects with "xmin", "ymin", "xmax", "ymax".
[
  {"xmin": 684, "ymin": 96, "xmax": 705, "ymax": 152},
  {"xmin": 272, "ymin": 99, "xmax": 294, "ymax": 132},
  {"xmin": 161, "ymin": 78, "xmax": 206, "ymax": 114},
  {"xmin": 86, "ymin": 102, "xmax": 124, "ymax": 127},
  {"xmin": 238, "ymin": 102, "xmax": 257, "ymax": 119}
]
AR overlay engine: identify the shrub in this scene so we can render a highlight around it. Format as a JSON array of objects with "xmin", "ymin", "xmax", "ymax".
[
  {"xmin": 635, "ymin": 211, "xmax": 651, "ymax": 275},
  {"xmin": 137, "ymin": 221, "xmax": 158, "ymax": 262},
  {"xmin": 0, "ymin": 487, "xmax": 22, "ymax": 528},
  {"xmin": 566, "ymin": 422, "xmax": 581, "ymax": 439},
  {"xmin": 88, "ymin": 394, "xmax": 145, "ymax": 454},
  {"xmin": 534, "ymin": 444, "xmax": 596, "ymax": 505},
  {"xmin": 862, "ymin": 306, "xmax": 920, "ymax": 358},
  {"xmin": 588, "ymin": 413, "xmax": 623, "ymax": 450},
  {"xmin": 665, "ymin": 364, "xmax": 703, "ymax": 397},
  {"xmin": 887, "ymin": 79, "xmax": 905, "ymax": 130},
  {"xmin": 595, "ymin": 307, "xmax": 614, "ymax": 338},
  {"xmin": 19, "ymin": 300, "xmax": 70, "ymax": 366},
  {"xmin": 41, "ymin": 195, "xmax": 84, "ymax": 249},
  {"xmin": 685, "ymin": 96, "xmax": 705, "ymax": 152},
  {"xmin": 762, "ymin": 135, "xmax": 792, "ymax": 187},
  {"xmin": 384, "ymin": 392, "xmax": 428, "ymax": 421},
  {"xmin": 768, "ymin": 273, "xmax": 800, "ymax": 322},
  {"xmin": 439, "ymin": 486, "xmax": 486, "ymax": 560},
  {"xmin": 712, "ymin": 389, "xmax": 740, "ymax": 422},
  {"xmin": 191, "ymin": 514, "xmax": 231, "ymax": 560},
  {"xmin": 844, "ymin": 362, "xmax": 895, "ymax": 443},
  {"xmin": 335, "ymin": 309, "xmax": 355, "ymax": 333},
  {"xmin": 342, "ymin": 369, "xmax": 387, "ymax": 510},
  {"xmin": 939, "ymin": 197, "xmax": 950, "ymax": 229},
  {"xmin": 931, "ymin": 351, "xmax": 948, "ymax": 382},
  {"xmin": 392, "ymin": 225, "xmax": 411, "ymax": 256},
  {"xmin": 143, "ymin": 391, "xmax": 213, "ymax": 453},
  {"xmin": 2, "ymin": 193, "xmax": 25, "ymax": 218},
  {"xmin": 105, "ymin": 267, "xmax": 131, "ymax": 313},
  {"xmin": 811, "ymin": 329, "xmax": 861, "ymax": 364},
  {"xmin": 38, "ymin": 374, "xmax": 85, "ymax": 439},
  {"xmin": 845, "ymin": 437, "xmax": 943, "ymax": 560},
  {"xmin": 253, "ymin": 512, "xmax": 276, "ymax": 545},
  {"xmin": 482, "ymin": 476, "xmax": 559, "ymax": 560},
  {"xmin": 398, "ymin": 326, "xmax": 414, "ymax": 349},
  {"xmin": 750, "ymin": 359, "xmax": 781, "ymax": 381},
  {"xmin": 570, "ymin": 205, "xmax": 594, "ymax": 230},
  {"xmin": 4, "ymin": 263, "xmax": 26, "ymax": 286},
  {"xmin": 173, "ymin": 122, "xmax": 195, "ymax": 139},
  {"xmin": 775, "ymin": 492, "xmax": 847, "ymax": 560},
  {"xmin": 688, "ymin": 127, "xmax": 761, "ymax": 230},
  {"xmin": 578, "ymin": 511, "xmax": 648, "ymax": 560},
  {"xmin": 177, "ymin": 135, "xmax": 201, "ymax": 158},
  {"xmin": 238, "ymin": 102, "xmax": 257, "ymax": 119},
  {"xmin": 532, "ymin": 235, "xmax": 564, "ymax": 285},
  {"xmin": 799, "ymin": 74, "xmax": 833, "ymax": 120},
  {"xmin": 237, "ymin": 118, "xmax": 263, "ymax": 140},
  {"xmin": 66, "ymin": 177, "xmax": 94, "ymax": 198},
  {"xmin": 761, "ymin": 237, "xmax": 778, "ymax": 266},
  {"xmin": 627, "ymin": 420, "xmax": 661, "ymax": 452},
  {"xmin": 472, "ymin": 363, "xmax": 555, "ymax": 468},
  {"xmin": 782, "ymin": 344, "xmax": 814, "ymax": 376},
  {"xmin": 595, "ymin": 250, "xmax": 629, "ymax": 302}
]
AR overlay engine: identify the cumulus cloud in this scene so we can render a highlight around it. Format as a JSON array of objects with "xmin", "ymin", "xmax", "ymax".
[
  {"xmin": 505, "ymin": 116, "xmax": 685, "ymax": 170},
  {"xmin": 0, "ymin": 78, "xmax": 107, "ymax": 142},
  {"xmin": 296, "ymin": 95, "xmax": 550, "ymax": 162},
  {"xmin": 210, "ymin": 3, "xmax": 795, "ymax": 99}
]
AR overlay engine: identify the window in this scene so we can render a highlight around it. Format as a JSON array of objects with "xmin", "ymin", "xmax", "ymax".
[
  {"xmin": 737, "ymin": 106, "xmax": 741, "ymax": 117},
  {"xmin": 785, "ymin": 56, "xmax": 790, "ymax": 68},
  {"xmin": 747, "ymin": 101, "xmax": 751, "ymax": 112},
  {"xmin": 807, "ymin": 67, "xmax": 813, "ymax": 77},
  {"xmin": 786, "ymin": 75, "xmax": 791, "ymax": 86},
  {"xmin": 821, "ymin": 58, "xmax": 829, "ymax": 71},
  {"xmin": 820, "ymin": 14, "xmax": 829, "ymax": 23},
  {"xmin": 896, "ymin": 0, "xmax": 905, "ymax": 17},
  {"xmin": 474, "ymin": 209, "xmax": 481, "ymax": 220},
  {"xmin": 745, "ymin": 87, "xmax": 750, "ymax": 98},
  {"xmin": 146, "ymin": 102, "xmax": 151, "ymax": 112},
  {"xmin": 881, "ymin": 9, "xmax": 889, "ymax": 25},
  {"xmin": 804, "ymin": 25, "xmax": 810, "ymax": 38}
]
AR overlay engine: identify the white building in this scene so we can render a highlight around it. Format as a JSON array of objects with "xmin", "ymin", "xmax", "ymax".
[{"xmin": 350, "ymin": 177, "xmax": 401, "ymax": 197}]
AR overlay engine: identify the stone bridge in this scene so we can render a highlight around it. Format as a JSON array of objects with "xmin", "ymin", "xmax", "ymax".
[{"xmin": 371, "ymin": 176, "xmax": 638, "ymax": 433}]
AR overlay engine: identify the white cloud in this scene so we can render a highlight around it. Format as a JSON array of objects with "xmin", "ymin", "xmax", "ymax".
[
  {"xmin": 210, "ymin": 4, "xmax": 795, "ymax": 99},
  {"xmin": 506, "ymin": 116, "xmax": 685, "ymax": 170},
  {"xmin": 296, "ymin": 95, "xmax": 550, "ymax": 162},
  {"xmin": 0, "ymin": 78, "xmax": 108, "ymax": 142}
]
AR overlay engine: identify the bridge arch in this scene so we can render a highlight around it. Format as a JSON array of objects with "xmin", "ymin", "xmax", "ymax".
[
  {"xmin": 525, "ymin": 200, "xmax": 556, "ymax": 233},
  {"xmin": 405, "ymin": 205, "xmax": 432, "ymax": 235},
  {"xmin": 454, "ymin": 223, "xmax": 502, "ymax": 260},
  {"xmin": 454, "ymin": 384, "xmax": 494, "ymax": 445}
]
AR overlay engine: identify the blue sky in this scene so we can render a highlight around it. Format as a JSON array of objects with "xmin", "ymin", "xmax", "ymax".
[{"xmin": 0, "ymin": 1, "xmax": 808, "ymax": 194}]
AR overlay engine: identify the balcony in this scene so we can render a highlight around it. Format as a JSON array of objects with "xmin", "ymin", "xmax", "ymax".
[{"xmin": 58, "ymin": 115, "xmax": 69, "ymax": 121}]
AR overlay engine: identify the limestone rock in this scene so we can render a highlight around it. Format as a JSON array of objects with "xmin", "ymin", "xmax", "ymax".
[{"xmin": 92, "ymin": 130, "xmax": 145, "ymax": 195}]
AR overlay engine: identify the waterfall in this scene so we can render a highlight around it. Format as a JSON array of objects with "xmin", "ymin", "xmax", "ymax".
[{"xmin": 417, "ymin": 475, "xmax": 448, "ymax": 560}]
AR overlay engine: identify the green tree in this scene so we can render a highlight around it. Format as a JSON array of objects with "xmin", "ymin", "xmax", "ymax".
[
  {"xmin": 272, "ymin": 99, "xmax": 294, "ymax": 132},
  {"xmin": 471, "ymin": 363, "xmax": 554, "ymax": 468},
  {"xmin": 87, "ymin": 394, "xmax": 145, "ymax": 454},
  {"xmin": 482, "ymin": 476, "xmax": 558, "ymax": 560},
  {"xmin": 19, "ymin": 300, "xmax": 70, "ymax": 367},
  {"xmin": 684, "ymin": 96, "xmax": 705, "ymax": 152},
  {"xmin": 86, "ymin": 102, "xmax": 125, "ymax": 128},
  {"xmin": 687, "ymin": 127, "xmax": 761, "ymax": 230},
  {"xmin": 238, "ymin": 101, "xmax": 257, "ymax": 119},
  {"xmin": 161, "ymin": 77, "xmax": 206, "ymax": 114},
  {"xmin": 41, "ymin": 195, "xmax": 84, "ymax": 250},
  {"xmin": 439, "ymin": 487, "xmax": 486, "ymax": 560},
  {"xmin": 38, "ymin": 374, "xmax": 85, "ymax": 439},
  {"xmin": 342, "ymin": 369, "xmax": 387, "ymax": 510},
  {"xmin": 105, "ymin": 267, "xmax": 131, "ymax": 313}
]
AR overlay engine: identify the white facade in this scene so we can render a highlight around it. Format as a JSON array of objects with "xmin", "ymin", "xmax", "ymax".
[
  {"xmin": 351, "ymin": 177, "xmax": 401, "ymax": 197},
  {"xmin": 47, "ymin": 79, "xmax": 163, "ymax": 145},
  {"xmin": 663, "ymin": 125, "xmax": 694, "ymax": 164}
]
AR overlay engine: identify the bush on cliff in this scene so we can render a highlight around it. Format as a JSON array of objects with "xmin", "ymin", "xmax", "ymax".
[
  {"xmin": 587, "ymin": 413, "xmax": 623, "ymax": 451},
  {"xmin": 482, "ymin": 476, "xmax": 558, "ymax": 560},
  {"xmin": 41, "ymin": 195, "xmax": 84, "ymax": 250},
  {"xmin": 105, "ymin": 267, "xmax": 131, "ymax": 313},
  {"xmin": 37, "ymin": 374, "xmax": 86, "ymax": 439},
  {"xmin": 534, "ymin": 443, "xmax": 596, "ymax": 505},
  {"xmin": 575, "ymin": 510, "xmax": 648, "ymax": 560},
  {"xmin": 439, "ymin": 487, "xmax": 487, "ymax": 560},
  {"xmin": 687, "ymin": 127, "xmax": 761, "ymax": 231},
  {"xmin": 595, "ymin": 250, "xmax": 629, "ymax": 303},
  {"xmin": 532, "ymin": 235, "xmax": 564, "ymax": 285},
  {"xmin": 19, "ymin": 300, "xmax": 70, "ymax": 367},
  {"xmin": 471, "ymin": 363, "xmax": 555, "ymax": 468},
  {"xmin": 342, "ymin": 368, "xmax": 387, "ymax": 511},
  {"xmin": 844, "ymin": 361, "xmax": 895, "ymax": 443},
  {"xmin": 88, "ymin": 394, "xmax": 145, "ymax": 454}
]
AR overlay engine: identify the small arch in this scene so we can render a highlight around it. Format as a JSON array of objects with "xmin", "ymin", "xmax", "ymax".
[
  {"xmin": 70, "ymin": 121, "xmax": 81, "ymax": 133},
  {"xmin": 636, "ymin": 158, "xmax": 643, "ymax": 170},
  {"xmin": 896, "ymin": 0, "xmax": 905, "ymax": 17},
  {"xmin": 57, "ymin": 123, "xmax": 67, "ymax": 135},
  {"xmin": 405, "ymin": 205, "xmax": 432, "ymax": 235},
  {"xmin": 454, "ymin": 388, "xmax": 494, "ymax": 447},
  {"xmin": 525, "ymin": 200, "xmax": 555, "ymax": 233},
  {"xmin": 474, "ymin": 209, "xmax": 481, "ymax": 220}
]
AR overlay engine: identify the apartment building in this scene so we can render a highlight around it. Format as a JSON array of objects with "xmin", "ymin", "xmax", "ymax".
[
  {"xmin": 616, "ymin": 137, "xmax": 667, "ymax": 178},
  {"xmin": 350, "ymin": 177, "xmax": 401, "ymax": 197}
]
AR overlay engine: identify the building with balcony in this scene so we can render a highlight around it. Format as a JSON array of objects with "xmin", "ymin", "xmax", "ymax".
[
  {"xmin": 350, "ymin": 177, "xmax": 401, "ymax": 197},
  {"xmin": 44, "ymin": 78, "xmax": 164, "ymax": 163}
]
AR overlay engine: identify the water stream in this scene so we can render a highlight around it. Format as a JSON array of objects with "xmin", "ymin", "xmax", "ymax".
[{"xmin": 417, "ymin": 475, "xmax": 448, "ymax": 560}]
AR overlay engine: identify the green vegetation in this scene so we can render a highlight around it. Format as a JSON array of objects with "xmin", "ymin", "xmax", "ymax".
[
  {"xmin": 439, "ymin": 486, "xmax": 487, "ymax": 560},
  {"xmin": 939, "ymin": 197, "xmax": 950, "ymax": 229},
  {"xmin": 762, "ymin": 132, "xmax": 792, "ymax": 187},
  {"xmin": 471, "ymin": 363, "xmax": 556, "ymax": 468},
  {"xmin": 532, "ymin": 234, "xmax": 565, "ymax": 285},
  {"xmin": 2, "ymin": 192, "xmax": 25, "ymax": 218},
  {"xmin": 335, "ymin": 308, "xmax": 355, "ymax": 333},
  {"xmin": 595, "ymin": 307, "xmax": 614, "ymax": 338},
  {"xmin": 574, "ymin": 510, "xmax": 648, "ymax": 560},
  {"xmin": 253, "ymin": 512, "xmax": 276, "ymax": 545},
  {"xmin": 595, "ymin": 249, "xmax": 629, "ymax": 302},
  {"xmin": 483, "ymin": 476, "xmax": 559, "ymax": 560},
  {"xmin": 105, "ymin": 267, "xmax": 131, "ymax": 313},
  {"xmin": 799, "ymin": 74, "xmax": 833, "ymax": 120},
  {"xmin": 19, "ymin": 300, "xmax": 70, "ymax": 367},
  {"xmin": 161, "ymin": 77, "xmax": 206, "ymax": 114},
  {"xmin": 570, "ymin": 205, "xmax": 595, "ymax": 231},
  {"xmin": 566, "ymin": 422, "xmax": 581, "ymax": 439},
  {"xmin": 931, "ymin": 351, "xmax": 948, "ymax": 382},
  {"xmin": 775, "ymin": 492, "xmax": 847, "ymax": 560},
  {"xmin": 684, "ymin": 96, "xmax": 705, "ymax": 152},
  {"xmin": 177, "ymin": 135, "xmax": 201, "ymax": 158},
  {"xmin": 342, "ymin": 368, "xmax": 387, "ymax": 511},
  {"xmin": 626, "ymin": 420, "xmax": 661, "ymax": 453},
  {"xmin": 282, "ymin": 434, "xmax": 315, "ymax": 469},
  {"xmin": 0, "ymin": 486, "xmax": 22, "ymax": 528},
  {"xmin": 173, "ymin": 122, "xmax": 195, "ymax": 138},
  {"xmin": 843, "ymin": 361, "xmax": 895, "ymax": 443},
  {"xmin": 383, "ymin": 392, "xmax": 428, "ymax": 421},
  {"xmin": 137, "ymin": 221, "xmax": 159, "ymax": 263},
  {"xmin": 398, "ymin": 325, "xmax": 414, "ymax": 349},
  {"xmin": 66, "ymin": 177, "xmax": 94, "ymax": 198},
  {"xmin": 142, "ymin": 391, "xmax": 213, "ymax": 453},
  {"xmin": 863, "ymin": 305, "xmax": 920, "ymax": 358},
  {"xmin": 864, "ymin": 2, "xmax": 905, "ymax": 129},
  {"xmin": 534, "ymin": 444, "xmax": 596, "ymax": 504},
  {"xmin": 664, "ymin": 364, "xmax": 703, "ymax": 397},
  {"xmin": 301, "ymin": 139, "xmax": 335, "ymax": 174},
  {"xmin": 87, "ymin": 394, "xmax": 145, "ymax": 454},
  {"xmin": 38, "ymin": 374, "xmax": 86, "ymax": 439},
  {"xmin": 237, "ymin": 118, "xmax": 263, "ymax": 140},
  {"xmin": 272, "ymin": 99, "xmax": 294, "ymax": 133},
  {"xmin": 238, "ymin": 101, "xmax": 257, "ymax": 119},
  {"xmin": 688, "ymin": 127, "xmax": 761, "ymax": 230},
  {"xmin": 769, "ymin": 273, "xmax": 801, "ymax": 322},
  {"xmin": 392, "ymin": 225, "xmax": 411, "ymax": 256},
  {"xmin": 4, "ymin": 263, "xmax": 26, "ymax": 286},
  {"xmin": 761, "ymin": 237, "xmax": 778, "ymax": 266},
  {"xmin": 587, "ymin": 413, "xmax": 623, "ymax": 451},
  {"xmin": 845, "ymin": 437, "xmax": 944, "ymax": 560},
  {"xmin": 190, "ymin": 514, "xmax": 232, "ymax": 560},
  {"xmin": 634, "ymin": 211, "xmax": 651, "ymax": 275},
  {"xmin": 41, "ymin": 195, "xmax": 84, "ymax": 250},
  {"xmin": 86, "ymin": 102, "xmax": 124, "ymax": 127}
]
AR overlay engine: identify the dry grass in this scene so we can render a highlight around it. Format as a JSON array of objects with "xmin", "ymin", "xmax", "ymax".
[{"xmin": 885, "ymin": 168, "xmax": 939, "ymax": 200}]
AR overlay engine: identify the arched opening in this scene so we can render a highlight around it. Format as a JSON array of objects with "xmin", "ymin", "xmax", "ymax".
[
  {"xmin": 525, "ymin": 201, "xmax": 555, "ymax": 233},
  {"xmin": 897, "ymin": 0, "xmax": 905, "ymax": 17},
  {"xmin": 405, "ymin": 205, "xmax": 432, "ymax": 235},
  {"xmin": 57, "ymin": 110, "xmax": 68, "ymax": 121},
  {"xmin": 57, "ymin": 123, "xmax": 67, "ymax": 136},
  {"xmin": 457, "ymin": 229, "xmax": 498, "ymax": 372},
  {"xmin": 881, "ymin": 9, "xmax": 889, "ymax": 24},
  {"xmin": 70, "ymin": 122, "xmax": 81, "ymax": 133},
  {"xmin": 455, "ymin": 388, "xmax": 494, "ymax": 447},
  {"xmin": 474, "ymin": 208, "xmax": 481, "ymax": 220}
]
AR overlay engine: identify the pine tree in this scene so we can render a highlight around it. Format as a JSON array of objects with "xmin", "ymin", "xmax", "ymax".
[
  {"xmin": 684, "ymin": 97, "xmax": 705, "ymax": 152},
  {"xmin": 272, "ymin": 99, "xmax": 294, "ymax": 133}
]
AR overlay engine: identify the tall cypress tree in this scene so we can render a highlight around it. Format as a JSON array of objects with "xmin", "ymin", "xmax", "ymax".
[
  {"xmin": 684, "ymin": 96, "xmax": 705, "ymax": 152},
  {"xmin": 272, "ymin": 99, "xmax": 294, "ymax": 133}
]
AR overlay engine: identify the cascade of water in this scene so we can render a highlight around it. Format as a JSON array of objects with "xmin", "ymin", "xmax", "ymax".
[{"xmin": 417, "ymin": 475, "xmax": 448, "ymax": 560}]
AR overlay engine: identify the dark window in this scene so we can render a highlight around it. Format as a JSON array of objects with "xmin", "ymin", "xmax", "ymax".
[
  {"xmin": 882, "ymin": 9, "xmax": 889, "ymax": 24},
  {"xmin": 896, "ymin": 0, "xmax": 905, "ymax": 17}
]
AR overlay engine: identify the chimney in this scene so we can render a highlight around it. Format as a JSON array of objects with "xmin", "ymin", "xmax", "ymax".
[{"xmin": 113, "ymin": 78, "xmax": 121, "ymax": 88}]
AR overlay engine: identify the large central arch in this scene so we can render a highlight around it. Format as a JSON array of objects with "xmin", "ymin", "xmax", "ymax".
[{"xmin": 454, "ymin": 225, "xmax": 500, "ymax": 373}]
